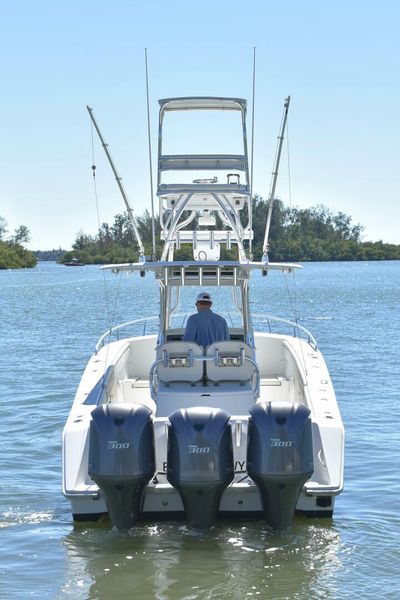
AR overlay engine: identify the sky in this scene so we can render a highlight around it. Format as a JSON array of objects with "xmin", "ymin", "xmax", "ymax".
[{"xmin": 1, "ymin": 0, "xmax": 399, "ymax": 251}]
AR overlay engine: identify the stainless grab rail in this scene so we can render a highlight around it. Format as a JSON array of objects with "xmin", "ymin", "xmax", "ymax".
[
  {"xmin": 251, "ymin": 313, "xmax": 318, "ymax": 350},
  {"xmin": 95, "ymin": 316, "xmax": 159, "ymax": 352},
  {"xmin": 94, "ymin": 313, "xmax": 318, "ymax": 353}
]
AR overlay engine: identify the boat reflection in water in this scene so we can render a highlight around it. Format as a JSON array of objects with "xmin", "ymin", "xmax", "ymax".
[{"xmin": 60, "ymin": 519, "xmax": 342, "ymax": 599}]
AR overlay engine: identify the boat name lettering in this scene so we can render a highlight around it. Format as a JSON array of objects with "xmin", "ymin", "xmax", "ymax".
[
  {"xmin": 270, "ymin": 438, "xmax": 293, "ymax": 448},
  {"xmin": 107, "ymin": 441, "xmax": 130, "ymax": 450},
  {"xmin": 188, "ymin": 445, "xmax": 210, "ymax": 454}
]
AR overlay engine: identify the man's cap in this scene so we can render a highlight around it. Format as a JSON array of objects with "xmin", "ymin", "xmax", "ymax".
[{"xmin": 196, "ymin": 292, "xmax": 212, "ymax": 303}]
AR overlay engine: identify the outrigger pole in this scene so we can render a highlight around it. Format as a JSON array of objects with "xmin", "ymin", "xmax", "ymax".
[
  {"xmin": 249, "ymin": 46, "xmax": 256, "ymax": 258},
  {"xmin": 261, "ymin": 95, "xmax": 291, "ymax": 262},
  {"xmin": 145, "ymin": 49, "xmax": 157, "ymax": 260},
  {"xmin": 86, "ymin": 105, "xmax": 146, "ymax": 260}
]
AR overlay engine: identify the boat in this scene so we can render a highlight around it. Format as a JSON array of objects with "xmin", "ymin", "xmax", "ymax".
[
  {"xmin": 64, "ymin": 258, "xmax": 84, "ymax": 266},
  {"xmin": 62, "ymin": 96, "xmax": 344, "ymax": 530}
]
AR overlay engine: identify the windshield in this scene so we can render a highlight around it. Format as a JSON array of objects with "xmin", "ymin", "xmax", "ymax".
[{"xmin": 168, "ymin": 285, "xmax": 244, "ymax": 330}]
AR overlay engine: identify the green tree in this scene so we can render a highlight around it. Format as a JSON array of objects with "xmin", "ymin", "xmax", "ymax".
[
  {"xmin": 0, "ymin": 216, "xmax": 37, "ymax": 269},
  {"xmin": 13, "ymin": 225, "xmax": 31, "ymax": 245}
]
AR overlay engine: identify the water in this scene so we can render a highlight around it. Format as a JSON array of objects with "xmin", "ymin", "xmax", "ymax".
[{"xmin": 1, "ymin": 261, "xmax": 399, "ymax": 599}]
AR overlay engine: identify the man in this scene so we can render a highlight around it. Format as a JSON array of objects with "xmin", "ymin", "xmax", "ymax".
[{"xmin": 182, "ymin": 291, "xmax": 230, "ymax": 348}]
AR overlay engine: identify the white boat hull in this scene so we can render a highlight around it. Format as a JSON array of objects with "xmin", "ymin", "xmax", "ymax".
[{"xmin": 62, "ymin": 331, "xmax": 344, "ymax": 525}]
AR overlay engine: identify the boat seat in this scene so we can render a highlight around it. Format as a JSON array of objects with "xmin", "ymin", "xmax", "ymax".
[
  {"xmin": 156, "ymin": 341, "xmax": 204, "ymax": 383},
  {"xmin": 206, "ymin": 341, "xmax": 256, "ymax": 384}
]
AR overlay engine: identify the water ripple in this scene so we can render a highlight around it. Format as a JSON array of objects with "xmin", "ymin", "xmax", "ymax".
[{"xmin": 1, "ymin": 261, "xmax": 400, "ymax": 599}]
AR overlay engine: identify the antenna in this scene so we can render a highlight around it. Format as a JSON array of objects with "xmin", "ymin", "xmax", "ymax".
[
  {"xmin": 145, "ymin": 48, "xmax": 157, "ymax": 260},
  {"xmin": 86, "ymin": 105, "xmax": 146, "ymax": 259},
  {"xmin": 262, "ymin": 95, "xmax": 291, "ymax": 262},
  {"xmin": 249, "ymin": 46, "xmax": 256, "ymax": 257}
]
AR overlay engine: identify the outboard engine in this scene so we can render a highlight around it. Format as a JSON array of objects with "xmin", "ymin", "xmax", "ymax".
[
  {"xmin": 88, "ymin": 403, "xmax": 155, "ymax": 530},
  {"xmin": 167, "ymin": 407, "xmax": 234, "ymax": 529},
  {"xmin": 247, "ymin": 401, "xmax": 314, "ymax": 529}
]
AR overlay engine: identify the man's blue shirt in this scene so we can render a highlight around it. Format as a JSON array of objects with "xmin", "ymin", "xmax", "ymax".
[{"xmin": 182, "ymin": 309, "xmax": 229, "ymax": 348}]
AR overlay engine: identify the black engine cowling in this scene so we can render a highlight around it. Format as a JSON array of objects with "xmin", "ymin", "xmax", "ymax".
[
  {"xmin": 247, "ymin": 401, "xmax": 314, "ymax": 529},
  {"xmin": 167, "ymin": 406, "xmax": 234, "ymax": 529},
  {"xmin": 88, "ymin": 403, "xmax": 155, "ymax": 530}
]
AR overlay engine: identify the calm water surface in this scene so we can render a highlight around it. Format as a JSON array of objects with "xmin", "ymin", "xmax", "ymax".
[{"xmin": 0, "ymin": 261, "xmax": 399, "ymax": 599}]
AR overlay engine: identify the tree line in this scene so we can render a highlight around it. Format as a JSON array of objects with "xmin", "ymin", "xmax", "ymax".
[
  {"xmin": 61, "ymin": 197, "xmax": 400, "ymax": 264},
  {"xmin": 0, "ymin": 217, "xmax": 37, "ymax": 269},
  {"xmin": 33, "ymin": 249, "xmax": 66, "ymax": 261},
  {"xmin": 2, "ymin": 198, "xmax": 399, "ymax": 269}
]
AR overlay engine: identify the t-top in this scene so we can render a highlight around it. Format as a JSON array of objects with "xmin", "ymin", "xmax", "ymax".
[{"xmin": 182, "ymin": 309, "xmax": 230, "ymax": 348}]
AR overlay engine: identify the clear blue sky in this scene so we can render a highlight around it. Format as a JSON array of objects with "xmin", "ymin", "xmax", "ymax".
[{"xmin": 1, "ymin": 0, "xmax": 399, "ymax": 250}]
